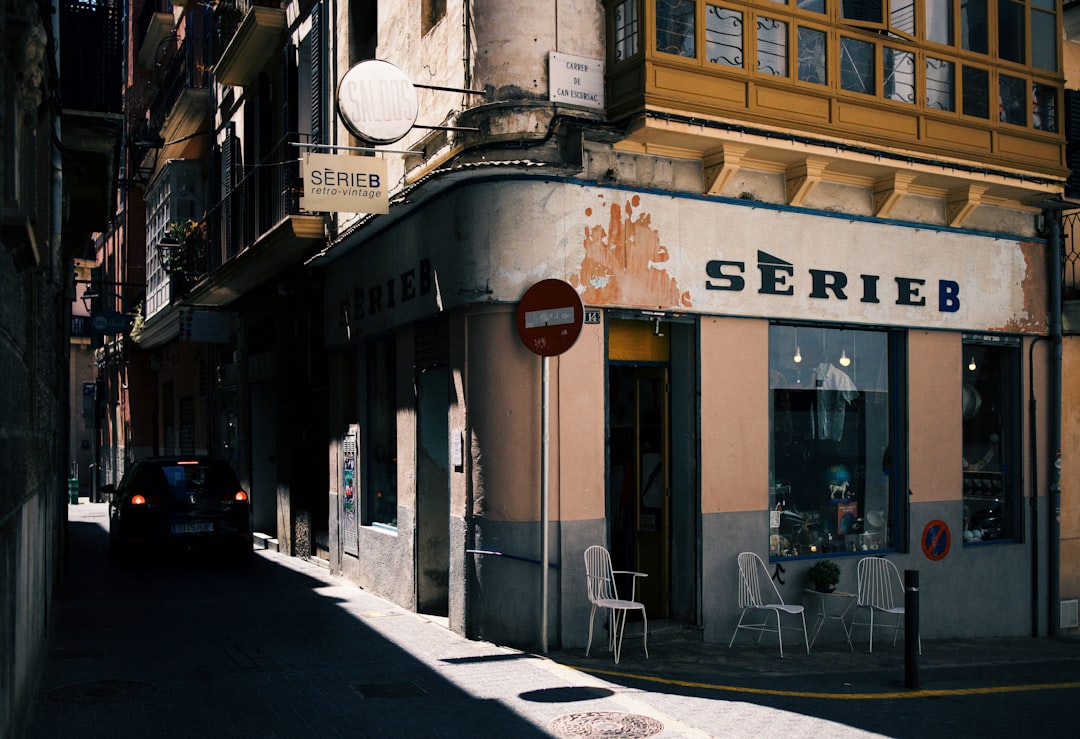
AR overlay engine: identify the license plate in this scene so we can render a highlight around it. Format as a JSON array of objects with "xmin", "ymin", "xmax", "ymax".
[{"xmin": 171, "ymin": 522, "xmax": 213, "ymax": 534}]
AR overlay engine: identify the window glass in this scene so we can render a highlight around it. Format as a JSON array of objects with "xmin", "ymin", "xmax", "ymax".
[
  {"xmin": 367, "ymin": 339, "xmax": 398, "ymax": 527},
  {"xmin": 797, "ymin": 26, "xmax": 827, "ymax": 85},
  {"xmin": 962, "ymin": 65, "xmax": 989, "ymax": 118},
  {"xmin": 657, "ymin": 0, "xmax": 696, "ymax": 57},
  {"xmin": 926, "ymin": 57, "xmax": 954, "ymax": 111},
  {"xmin": 1033, "ymin": 82, "xmax": 1057, "ymax": 132},
  {"xmin": 614, "ymin": 0, "xmax": 641, "ymax": 62},
  {"xmin": 706, "ymin": 5, "xmax": 743, "ymax": 68},
  {"xmin": 961, "ymin": 0, "xmax": 988, "ymax": 54},
  {"xmin": 757, "ymin": 17, "xmax": 788, "ymax": 77},
  {"xmin": 884, "ymin": 46, "xmax": 915, "ymax": 103},
  {"xmin": 1031, "ymin": 9, "xmax": 1056, "ymax": 72},
  {"xmin": 840, "ymin": 37, "xmax": 875, "ymax": 95},
  {"xmin": 889, "ymin": 0, "xmax": 915, "ymax": 35},
  {"xmin": 962, "ymin": 339, "xmax": 1020, "ymax": 543},
  {"xmin": 769, "ymin": 325, "xmax": 897, "ymax": 558},
  {"xmin": 999, "ymin": 73, "xmax": 1026, "ymax": 125},
  {"xmin": 842, "ymin": 0, "xmax": 882, "ymax": 24},
  {"xmin": 925, "ymin": 0, "xmax": 952, "ymax": 45},
  {"xmin": 998, "ymin": 0, "xmax": 1025, "ymax": 64},
  {"xmin": 798, "ymin": 0, "xmax": 826, "ymax": 12}
]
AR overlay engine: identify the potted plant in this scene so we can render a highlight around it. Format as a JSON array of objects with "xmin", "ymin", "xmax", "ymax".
[{"xmin": 807, "ymin": 559, "xmax": 840, "ymax": 593}]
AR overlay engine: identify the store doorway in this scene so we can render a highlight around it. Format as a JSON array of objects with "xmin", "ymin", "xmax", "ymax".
[
  {"xmin": 606, "ymin": 316, "xmax": 698, "ymax": 625},
  {"xmin": 415, "ymin": 366, "xmax": 450, "ymax": 618},
  {"xmin": 608, "ymin": 364, "xmax": 671, "ymax": 617}
]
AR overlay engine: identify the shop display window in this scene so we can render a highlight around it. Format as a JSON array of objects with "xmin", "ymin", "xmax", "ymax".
[
  {"xmin": 768, "ymin": 325, "xmax": 898, "ymax": 558},
  {"xmin": 366, "ymin": 338, "xmax": 398, "ymax": 528},
  {"xmin": 962, "ymin": 336, "xmax": 1021, "ymax": 544}
]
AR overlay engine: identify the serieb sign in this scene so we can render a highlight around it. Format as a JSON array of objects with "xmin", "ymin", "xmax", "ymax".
[{"xmin": 301, "ymin": 153, "xmax": 389, "ymax": 214}]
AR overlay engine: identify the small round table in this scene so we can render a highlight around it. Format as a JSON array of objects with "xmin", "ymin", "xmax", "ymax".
[{"xmin": 804, "ymin": 589, "xmax": 856, "ymax": 650}]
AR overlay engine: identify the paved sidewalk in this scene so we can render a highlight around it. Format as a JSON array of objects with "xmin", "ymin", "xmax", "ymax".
[{"xmin": 23, "ymin": 502, "xmax": 1080, "ymax": 738}]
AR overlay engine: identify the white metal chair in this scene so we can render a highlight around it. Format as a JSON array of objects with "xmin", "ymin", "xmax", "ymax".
[
  {"xmin": 728, "ymin": 551, "xmax": 809, "ymax": 657},
  {"xmin": 583, "ymin": 545, "xmax": 648, "ymax": 664},
  {"xmin": 855, "ymin": 556, "xmax": 921, "ymax": 654}
]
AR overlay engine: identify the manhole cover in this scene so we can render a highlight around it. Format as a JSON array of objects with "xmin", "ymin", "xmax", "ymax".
[
  {"xmin": 549, "ymin": 711, "xmax": 664, "ymax": 738},
  {"xmin": 47, "ymin": 679, "xmax": 157, "ymax": 705}
]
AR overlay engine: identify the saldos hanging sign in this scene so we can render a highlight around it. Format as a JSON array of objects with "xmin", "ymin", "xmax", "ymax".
[{"xmin": 302, "ymin": 60, "xmax": 421, "ymax": 214}]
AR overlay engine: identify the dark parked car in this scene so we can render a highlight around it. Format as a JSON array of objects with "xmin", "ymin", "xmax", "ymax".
[{"xmin": 106, "ymin": 457, "xmax": 252, "ymax": 561}]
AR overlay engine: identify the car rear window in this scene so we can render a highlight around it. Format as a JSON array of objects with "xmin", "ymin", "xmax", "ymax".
[{"xmin": 132, "ymin": 461, "xmax": 240, "ymax": 497}]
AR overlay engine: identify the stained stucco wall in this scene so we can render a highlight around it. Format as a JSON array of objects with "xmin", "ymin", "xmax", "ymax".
[{"xmin": 1061, "ymin": 338, "xmax": 1080, "ymax": 626}]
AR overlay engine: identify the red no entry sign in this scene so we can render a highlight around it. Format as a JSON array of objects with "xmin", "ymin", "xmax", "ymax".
[{"xmin": 515, "ymin": 279, "xmax": 584, "ymax": 357}]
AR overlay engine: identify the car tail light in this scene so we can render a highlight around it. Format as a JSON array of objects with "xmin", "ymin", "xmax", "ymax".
[
  {"xmin": 234, "ymin": 491, "xmax": 248, "ymax": 502},
  {"xmin": 131, "ymin": 494, "xmax": 147, "ymax": 506}
]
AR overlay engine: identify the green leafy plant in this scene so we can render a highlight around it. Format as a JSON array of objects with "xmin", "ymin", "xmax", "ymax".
[
  {"xmin": 163, "ymin": 219, "xmax": 207, "ymax": 275},
  {"xmin": 807, "ymin": 559, "xmax": 840, "ymax": 591}
]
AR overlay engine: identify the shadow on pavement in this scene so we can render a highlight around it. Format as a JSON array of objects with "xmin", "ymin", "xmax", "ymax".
[{"xmin": 28, "ymin": 511, "xmax": 551, "ymax": 738}]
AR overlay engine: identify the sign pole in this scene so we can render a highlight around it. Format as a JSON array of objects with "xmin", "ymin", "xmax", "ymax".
[
  {"xmin": 541, "ymin": 355, "xmax": 550, "ymax": 654},
  {"xmin": 514, "ymin": 278, "xmax": 584, "ymax": 656}
]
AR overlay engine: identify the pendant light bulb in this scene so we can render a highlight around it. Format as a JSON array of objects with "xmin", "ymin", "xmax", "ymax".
[
  {"xmin": 839, "ymin": 349, "xmax": 851, "ymax": 367},
  {"xmin": 793, "ymin": 345, "xmax": 802, "ymax": 363},
  {"xmin": 968, "ymin": 357, "xmax": 977, "ymax": 371}
]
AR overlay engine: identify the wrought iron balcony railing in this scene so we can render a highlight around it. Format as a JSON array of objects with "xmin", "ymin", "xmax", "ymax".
[
  {"xmin": 212, "ymin": 0, "xmax": 283, "ymax": 65},
  {"xmin": 164, "ymin": 133, "xmax": 313, "ymax": 299},
  {"xmin": 148, "ymin": 36, "xmax": 209, "ymax": 136}
]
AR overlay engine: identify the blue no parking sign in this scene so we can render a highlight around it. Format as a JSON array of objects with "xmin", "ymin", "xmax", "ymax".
[{"xmin": 921, "ymin": 519, "xmax": 951, "ymax": 561}]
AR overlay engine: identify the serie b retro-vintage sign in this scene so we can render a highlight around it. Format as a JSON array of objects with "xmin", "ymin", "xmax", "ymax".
[{"xmin": 301, "ymin": 153, "xmax": 389, "ymax": 214}]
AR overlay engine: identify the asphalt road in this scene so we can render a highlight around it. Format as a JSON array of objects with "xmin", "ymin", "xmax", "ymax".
[{"xmin": 22, "ymin": 502, "xmax": 1080, "ymax": 738}]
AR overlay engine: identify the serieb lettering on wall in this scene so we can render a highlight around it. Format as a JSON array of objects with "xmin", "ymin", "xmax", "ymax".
[
  {"xmin": 339, "ymin": 258, "xmax": 433, "ymax": 328},
  {"xmin": 705, "ymin": 250, "xmax": 961, "ymax": 313}
]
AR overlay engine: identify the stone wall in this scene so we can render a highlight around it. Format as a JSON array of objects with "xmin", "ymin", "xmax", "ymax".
[{"xmin": 1, "ymin": 5, "xmax": 68, "ymax": 737}]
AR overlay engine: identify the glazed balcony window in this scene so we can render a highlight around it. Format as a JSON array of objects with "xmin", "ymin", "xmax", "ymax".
[
  {"xmin": 615, "ymin": 0, "xmax": 642, "ymax": 61},
  {"xmin": 657, "ymin": 0, "xmax": 696, "ymax": 57},
  {"xmin": 884, "ymin": 46, "xmax": 915, "ymax": 103},
  {"xmin": 611, "ymin": 1, "xmax": 1061, "ymax": 136},
  {"xmin": 926, "ymin": 57, "xmax": 954, "ymax": 111},
  {"xmin": 757, "ymin": 16, "xmax": 788, "ymax": 76}
]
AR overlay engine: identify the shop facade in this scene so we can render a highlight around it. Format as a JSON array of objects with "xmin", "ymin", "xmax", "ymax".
[{"xmin": 318, "ymin": 172, "xmax": 1052, "ymax": 650}]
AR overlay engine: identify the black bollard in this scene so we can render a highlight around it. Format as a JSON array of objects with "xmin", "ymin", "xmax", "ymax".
[{"xmin": 905, "ymin": 569, "xmax": 919, "ymax": 689}]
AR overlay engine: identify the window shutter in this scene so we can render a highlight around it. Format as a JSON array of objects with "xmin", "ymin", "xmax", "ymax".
[
  {"xmin": 1065, "ymin": 91, "xmax": 1080, "ymax": 199},
  {"xmin": 310, "ymin": 1, "xmax": 325, "ymax": 145},
  {"xmin": 283, "ymin": 43, "xmax": 298, "ymax": 134},
  {"xmin": 222, "ymin": 122, "xmax": 238, "ymax": 259}
]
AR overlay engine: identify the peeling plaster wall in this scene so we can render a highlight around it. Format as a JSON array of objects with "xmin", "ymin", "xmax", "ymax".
[
  {"xmin": 324, "ymin": 179, "xmax": 1048, "ymax": 342},
  {"xmin": 322, "ymin": 170, "xmax": 1054, "ymax": 647}
]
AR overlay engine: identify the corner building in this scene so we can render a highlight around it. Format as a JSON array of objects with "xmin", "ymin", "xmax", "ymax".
[{"xmin": 314, "ymin": 1, "xmax": 1073, "ymax": 649}]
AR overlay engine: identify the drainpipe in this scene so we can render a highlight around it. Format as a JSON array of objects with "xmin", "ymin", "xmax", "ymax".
[
  {"xmin": 1045, "ymin": 207, "xmax": 1063, "ymax": 638},
  {"xmin": 1029, "ymin": 335, "xmax": 1044, "ymax": 637}
]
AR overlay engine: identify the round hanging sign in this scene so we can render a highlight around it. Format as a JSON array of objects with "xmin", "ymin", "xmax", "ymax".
[{"xmin": 336, "ymin": 60, "xmax": 419, "ymax": 145}]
